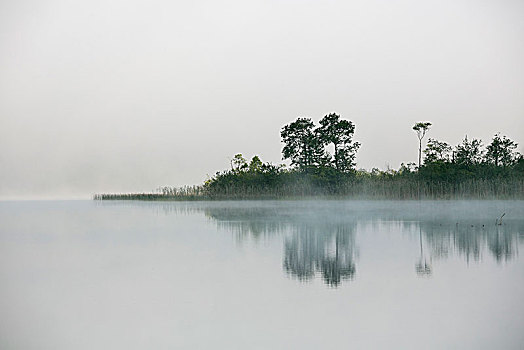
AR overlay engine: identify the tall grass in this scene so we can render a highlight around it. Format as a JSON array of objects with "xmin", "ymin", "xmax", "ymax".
[
  {"xmin": 93, "ymin": 185, "xmax": 207, "ymax": 201},
  {"xmin": 94, "ymin": 178, "xmax": 524, "ymax": 200}
]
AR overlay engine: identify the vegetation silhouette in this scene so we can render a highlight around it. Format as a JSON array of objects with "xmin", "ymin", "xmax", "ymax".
[
  {"xmin": 94, "ymin": 113, "xmax": 523, "ymax": 200},
  {"xmin": 413, "ymin": 121, "xmax": 432, "ymax": 168}
]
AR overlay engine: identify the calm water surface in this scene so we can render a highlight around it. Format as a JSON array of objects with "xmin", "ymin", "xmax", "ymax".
[{"xmin": 0, "ymin": 200, "xmax": 523, "ymax": 349}]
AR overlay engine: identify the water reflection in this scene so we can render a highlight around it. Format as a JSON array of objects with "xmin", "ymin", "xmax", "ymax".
[
  {"xmin": 199, "ymin": 202, "xmax": 522, "ymax": 287},
  {"xmin": 283, "ymin": 223, "xmax": 356, "ymax": 287},
  {"xmin": 197, "ymin": 205, "xmax": 360, "ymax": 286},
  {"xmin": 416, "ymin": 227, "xmax": 432, "ymax": 277},
  {"xmin": 98, "ymin": 200, "xmax": 524, "ymax": 287},
  {"xmin": 414, "ymin": 221, "xmax": 520, "ymax": 264}
]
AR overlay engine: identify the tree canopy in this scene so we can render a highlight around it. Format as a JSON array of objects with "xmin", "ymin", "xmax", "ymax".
[
  {"xmin": 280, "ymin": 117, "xmax": 325, "ymax": 169},
  {"xmin": 424, "ymin": 138, "xmax": 451, "ymax": 163},
  {"xmin": 454, "ymin": 136, "xmax": 484, "ymax": 166},
  {"xmin": 281, "ymin": 113, "xmax": 360, "ymax": 172},
  {"xmin": 316, "ymin": 113, "xmax": 360, "ymax": 172},
  {"xmin": 486, "ymin": 133, "xmax": 519, "ymax": 167}
]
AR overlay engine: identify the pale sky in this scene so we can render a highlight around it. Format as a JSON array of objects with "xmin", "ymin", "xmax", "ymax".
[{"xmin": 1, "ymin": 0, "xmax": 523, "ymax": 199}]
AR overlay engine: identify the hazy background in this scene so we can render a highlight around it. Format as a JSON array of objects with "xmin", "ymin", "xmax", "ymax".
[{"xmin": 1, "ymin": 0, "xmax": 523, "ymax": 199}]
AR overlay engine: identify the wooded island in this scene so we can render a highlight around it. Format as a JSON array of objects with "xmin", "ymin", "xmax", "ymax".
[{"xmin": 95, "ymin": 113, "xmax": 523, "ymax": 200}]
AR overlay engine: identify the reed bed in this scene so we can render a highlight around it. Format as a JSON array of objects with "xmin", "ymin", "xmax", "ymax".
[{"xmin": 94, "ymin": 178, "xmax": 524, "ymax": 201}]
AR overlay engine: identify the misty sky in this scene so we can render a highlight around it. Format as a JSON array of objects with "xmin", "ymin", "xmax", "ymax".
[{"xmin": 1, "ymin": 0, "xmax": 523, "ymax": 199}]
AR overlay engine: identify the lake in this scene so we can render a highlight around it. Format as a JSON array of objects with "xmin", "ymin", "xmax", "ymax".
[{"xmin": 0, "ymin": 200, "xmax": 523, "ymax": 349}]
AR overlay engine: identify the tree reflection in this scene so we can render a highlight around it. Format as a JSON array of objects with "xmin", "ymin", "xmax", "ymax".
[
  {"xmin": 416, "ymin": 220, "xmax": 520, "ymax": 268},
  {"xmin": 416, "ymin": 227, "xmax": 432, "ymax": 277},
  {"xmin": 284, "ymin": 224, "xmax": 356, "ymax": 287},
  {"xmin": 125, "ymin": 201, "xmax": 523, "ymax": 285},
  {"xmin": 487, "ymin": 226, "xmax": 516, "ymax": 263},
  {"xmin": 202, "ymin": 205, "xmax": 358, "ymax": 287}
]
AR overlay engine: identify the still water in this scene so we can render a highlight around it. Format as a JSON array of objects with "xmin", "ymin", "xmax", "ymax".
[{"xmin": 0, "ymin": 200, "xmax": 523, "ymax": 349}]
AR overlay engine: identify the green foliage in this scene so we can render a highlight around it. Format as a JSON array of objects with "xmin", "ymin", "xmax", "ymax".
[
  {"xmin": 281, "ymin": 113, "xmax": 360, "ymax": 172},
  {"xmin": 485, "ymin": 133, "xmax": 520, "ymax": 167},
  {"xmin": 249, "ymin": 155, "xmax": 263, "ymax": 172},
  {"xmin": 316, "ymin": 113, "xmax": 360, "ymax": 171},
  {"xmin": 281, "ymin": 118, "xmax": 324, "ymax": 169},
  {"xmin": 95, "ymin": 118, "xmax": 523, "ymax": 201},
  {"xmin": 231, "ymin": 153, "xmax": 248, "ymax": 172},
  {"xmin": 419, "ymin": 134, "xmax": 523, "ymax": 183},
  {"xmin": 412, "ymin": 122, "xmax": 432, "ymax": 138},
  {"xmin": 424, "ymin": 138, "xmax": 451, "ymax": 164},
  {"xmin": 455, "ymin": 136, "xmax": 483, "ymax": 166}
]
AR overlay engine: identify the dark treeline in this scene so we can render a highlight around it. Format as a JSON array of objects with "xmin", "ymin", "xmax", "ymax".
[{"xmin": 95, "ymin": 113, "xmax": 524, "ymax": 200}]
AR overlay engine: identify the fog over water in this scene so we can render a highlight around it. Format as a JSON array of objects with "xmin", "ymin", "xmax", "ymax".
[
  {"xmin": 1, "ymin": 0, "xmax": 524, "ymax": 199},
  {"xmin": 2, "ymin": 0, "xmax": 524, "ymax": 347},
  {"xmin": 1, "ymin": 200, "xmax": 523, "ymax": 349}
]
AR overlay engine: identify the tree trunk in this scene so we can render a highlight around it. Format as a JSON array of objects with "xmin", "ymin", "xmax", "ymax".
[
  {"xmin": 418, "ymin": 139, "xmax": 422, "ymax": 168},
  {"xmin": 334, "ymin": 144, "xmax": 339, "ymax": 170}
]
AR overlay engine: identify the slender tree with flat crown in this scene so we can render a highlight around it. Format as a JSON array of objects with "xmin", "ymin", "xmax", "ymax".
[{"xmin": 412, "ymin": 122, "xmax": 432, "ymax": 168}]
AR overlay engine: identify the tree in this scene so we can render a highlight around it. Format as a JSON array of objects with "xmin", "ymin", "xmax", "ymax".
[
  {"xmin": 454, "ymin": 136, "xmax": 483, "ymax": 166},
  {"xmin": 413, "ymin": 122, "xmax": 432, "ymax": 168},
  {"xmin": 485, "ymin": 133, "xmax": 520, "ymax": 167},
  {"xmin": 281, "ymin": 117, "xmax": 324, "ymax": 169},
  {"xmin": 399, "ymin": 162, "xmax": 417, "ymax": 174},
  {"xmin": 231, "ymin": 153, "xmax": 247, "ymax": 172},
  {"xmin": 249, "ymin": 155, "xmax": 263, "ymax": 172},
  {"xmin": 423, "ymin": 138, "xmax": 451, "ymax": 164},
  {"xmin": 316, "ymin": 113, "xmax": 360, "ymax": 172}
]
